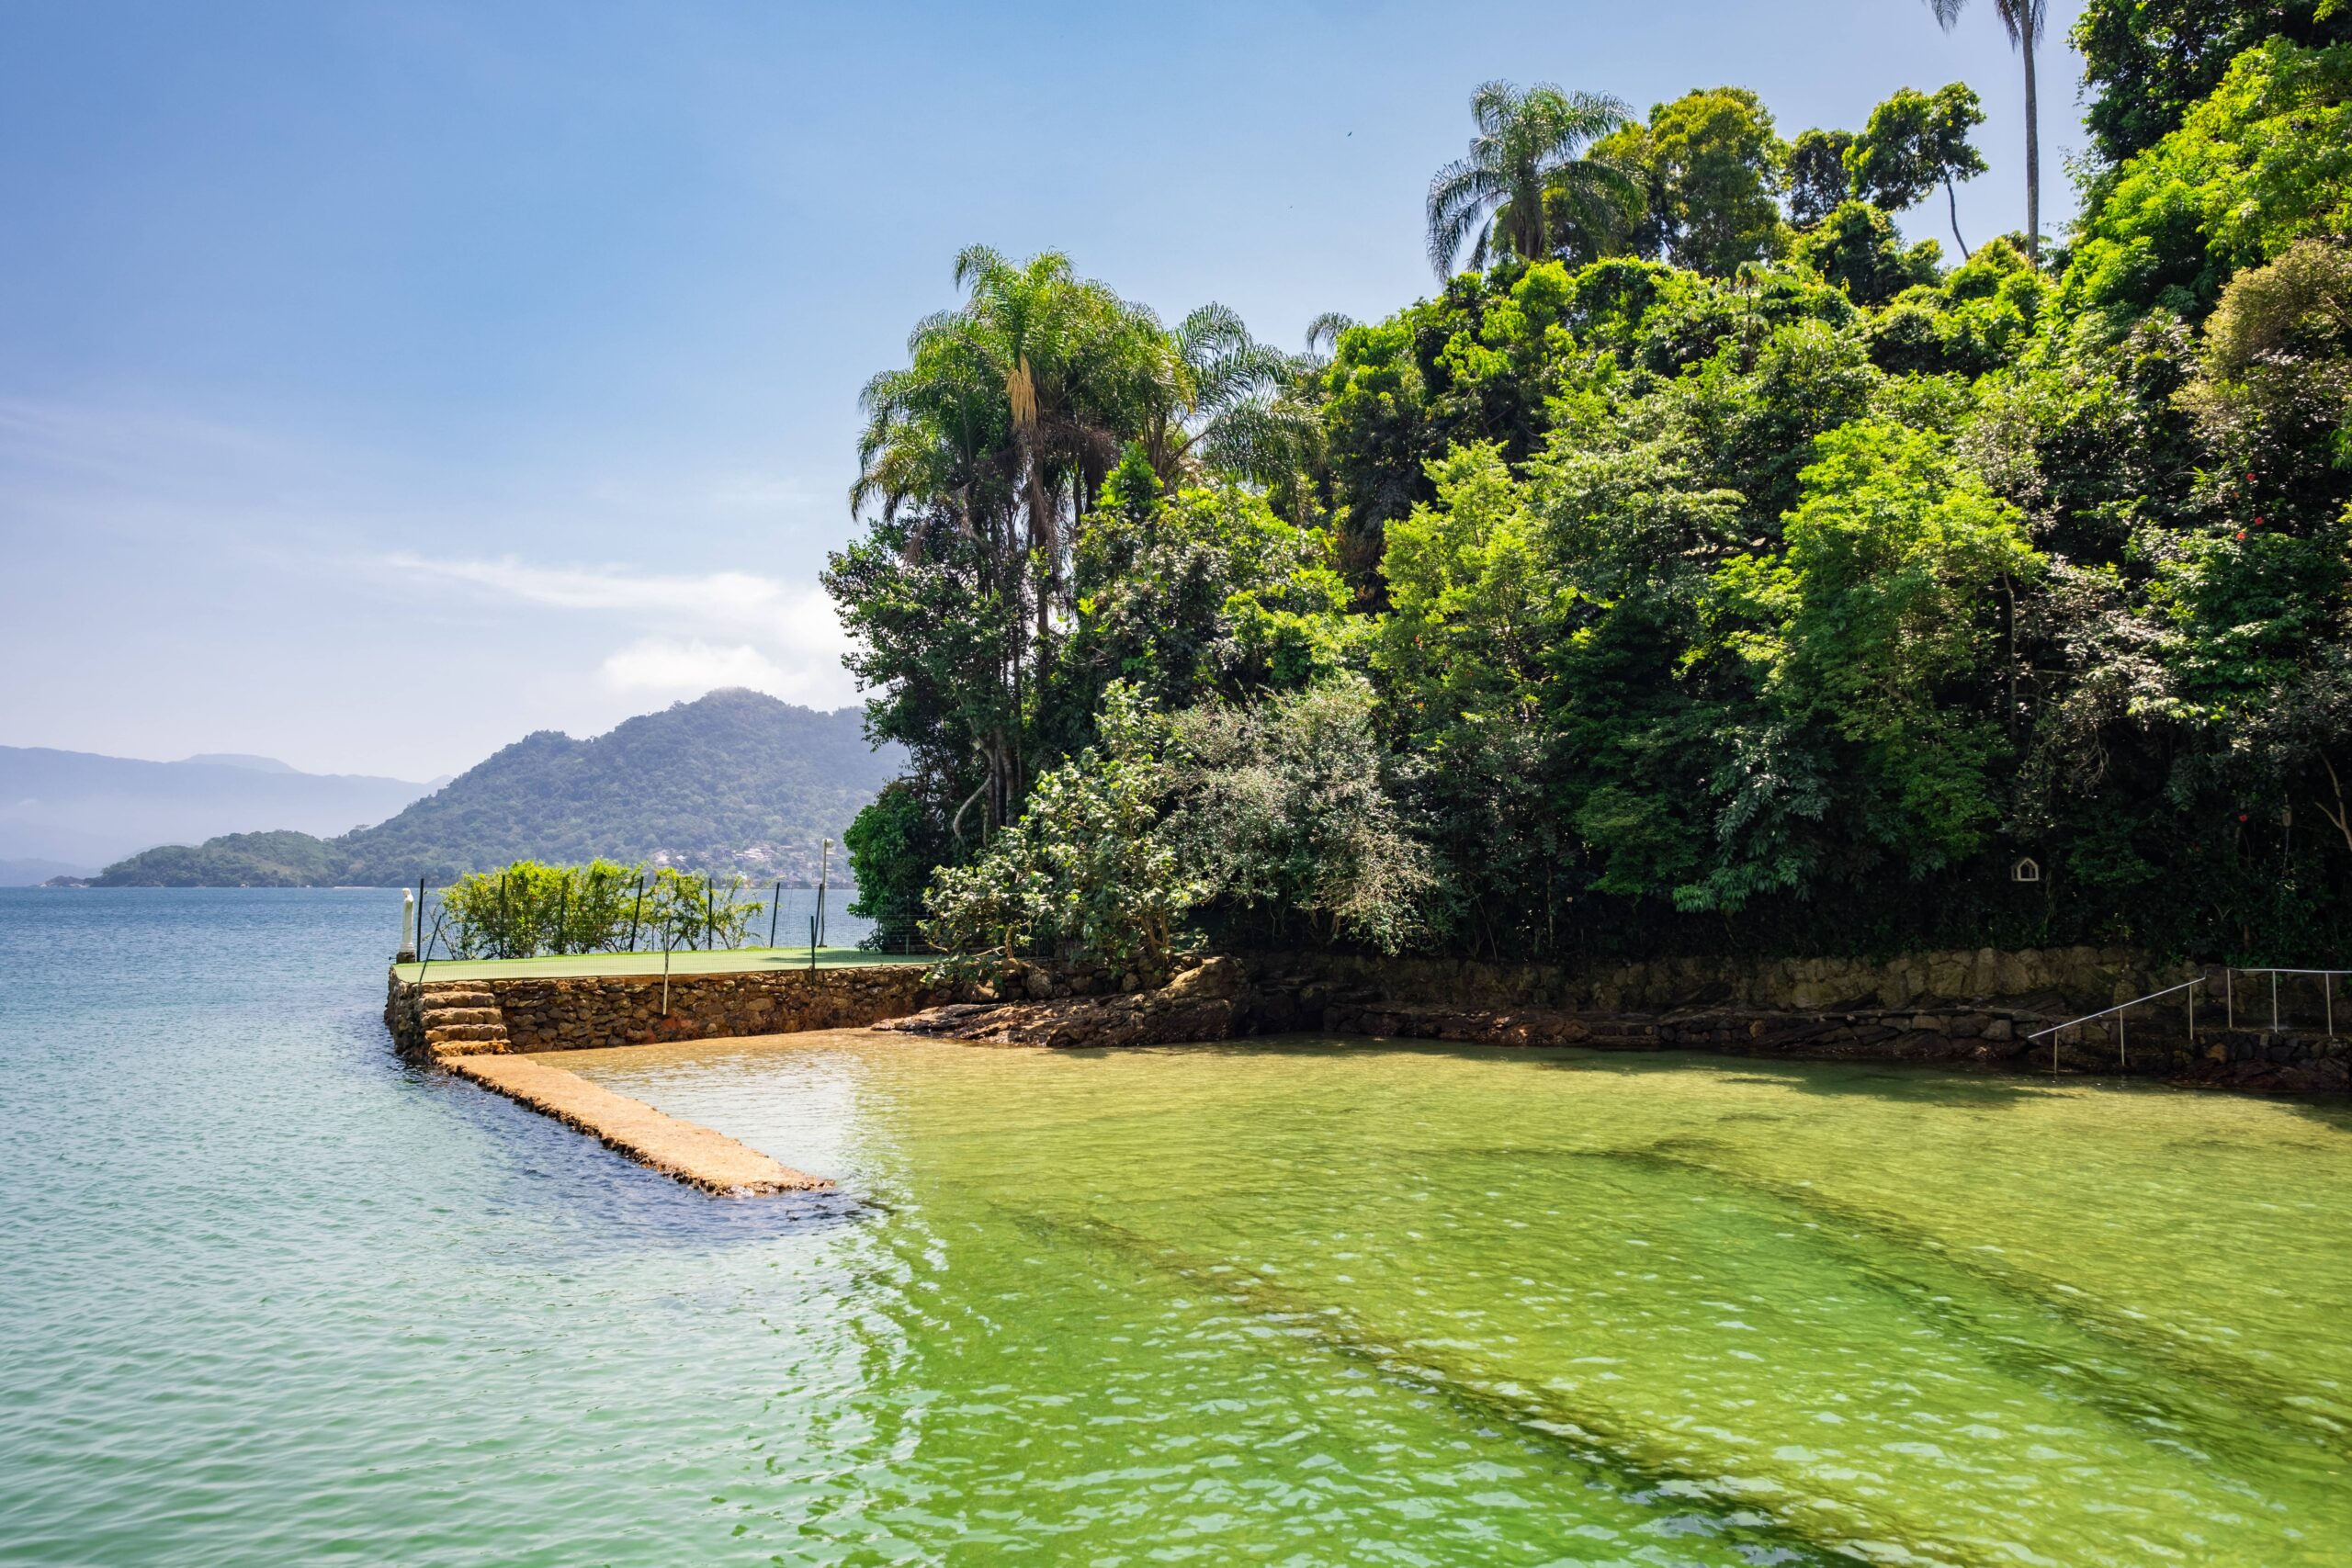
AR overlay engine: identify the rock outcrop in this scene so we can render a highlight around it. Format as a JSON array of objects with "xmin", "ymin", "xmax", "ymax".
[{"xmin": 876, "ymin": 955, "xmax": 1249, "ymax": 1048}]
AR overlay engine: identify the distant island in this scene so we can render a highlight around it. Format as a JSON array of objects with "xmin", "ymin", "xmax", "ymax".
[{"xmin": 75, "ymin": 690, "xmax": 900, "ymax": 887}]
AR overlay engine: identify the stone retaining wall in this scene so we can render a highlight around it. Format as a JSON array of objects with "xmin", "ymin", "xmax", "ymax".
[
  {"xmin": 1267, "ymin": 943, "xmax": 2188, "ymax": 1016},
  {"xmin": 882, "ymin": 948, "xmax": 2348, "ymax": 1090},
  {"xmin": 386, "ymin": 946, "xmax": 2348, "ymax": 1091},
  {"xmin": 386, "ymin": 964, "xmax": 943, "ymax": 1055},
  {"xmin": 1235, "ymin": 950, "xmax": 2347, "ymax": 1089}
]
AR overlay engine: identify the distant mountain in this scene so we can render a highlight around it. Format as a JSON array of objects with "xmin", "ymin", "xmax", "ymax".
[
  {"xmin": 0, "ymin": 746, "xmax": 439, "ymax": 871},
  {"xmin": 91, "ymin": 690, "xmax": 900, "ymax": 887}
]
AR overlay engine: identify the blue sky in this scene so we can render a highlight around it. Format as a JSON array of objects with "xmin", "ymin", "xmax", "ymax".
[{"xmin": 0, "ymin": 0, "xmax": 2086, "ymax": 778}]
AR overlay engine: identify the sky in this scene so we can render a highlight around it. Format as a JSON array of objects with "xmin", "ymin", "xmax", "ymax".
[{"xmin": 0, "ymin": 0, "xmax": 2089, "ymax": 780}]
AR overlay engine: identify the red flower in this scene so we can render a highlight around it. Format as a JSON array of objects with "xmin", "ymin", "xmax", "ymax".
[{"xmin": 2236, "ymin": 530, "xmax": 2247, "ymax": 541}]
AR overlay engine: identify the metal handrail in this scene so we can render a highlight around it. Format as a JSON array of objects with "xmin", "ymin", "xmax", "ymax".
[
  {"xmin": 2028, "ymin": 976, "xmax": 2205, "ymax": 1072},
  {"xmin": 2223, "ymin": 966, "xmax": 2348, "ymax": 1036},
  {"xmin": 2031, "ymin": 967, "xmax": 2348, "ymax": 1072}
]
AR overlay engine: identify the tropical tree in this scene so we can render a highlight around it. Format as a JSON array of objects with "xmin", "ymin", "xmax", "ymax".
[
  {"xmin": 1848, "ymin": 84, "xmax": 1989, "ymax": 258},
  {"xmin": 841, "ymin": 246, "xmax": 1172, "ymax": 840},
  {"xmin": 2072, "ymin": 0, "xmax": 2352, "ymax": 167},
  {"xmin": 1787, "ymin": 128, "xmax": 1857, "ymax": 227},
  {"xmin": 1921, "ymin": 0, "xmax": 2046, "ymax": 262},
  {"xmin": 1426, "ymin": 81, "xmax": 1632, "ymax": 279},
  {"xmin": 1143, "ymin": 303, "xmax": 1322, "ymax": 499},
  {"xmin": 923, "ymin": 682, "xmax": 1202, "ymax": 976},
  {"xmin": 941, "ymin": 244, "xmax": 1162, "ymax": 645},
  {"xmin": 1167, "ymin": 677, "xmax": 1439, "ymax": 954},
  {"xmin": 1598, "ymin": 88, "xmax": 1791, "ymax": 276}
]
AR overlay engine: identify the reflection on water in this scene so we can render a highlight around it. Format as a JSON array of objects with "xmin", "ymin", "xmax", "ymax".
[{"xmin": 1, "ymin": 889, "xmax": 2346, "ymax": 1566}]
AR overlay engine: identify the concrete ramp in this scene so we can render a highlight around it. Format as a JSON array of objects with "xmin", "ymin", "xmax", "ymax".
[{"xmin": 450, "ymin": 1054, "xmax": 830, "ymax": 1195}]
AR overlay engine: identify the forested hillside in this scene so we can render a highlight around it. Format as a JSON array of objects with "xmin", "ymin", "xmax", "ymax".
[
  {"xmin": 93, "ymin": 691, "xmax": 898, "ymax": 886},
  {"xmin": 832, "ymin": 0, "xmax": 2352, "ymax": 968}
]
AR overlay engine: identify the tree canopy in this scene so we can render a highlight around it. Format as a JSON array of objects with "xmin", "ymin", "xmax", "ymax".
[{"xmin": 831, "ymin": 19, "xmax": 2352, "ymax": 971}]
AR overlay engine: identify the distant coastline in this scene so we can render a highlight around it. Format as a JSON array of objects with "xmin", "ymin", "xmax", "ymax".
[{"xmin": 30, "ymin": 689, "xmax": 897, "ymax": 889}]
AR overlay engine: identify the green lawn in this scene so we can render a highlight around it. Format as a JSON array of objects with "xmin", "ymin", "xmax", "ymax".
[{"xmin": 392, "ymin": 946, "xmax": 930, "ymax": 984}]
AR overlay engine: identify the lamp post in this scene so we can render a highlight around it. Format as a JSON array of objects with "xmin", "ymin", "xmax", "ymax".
[{"xmin": 817, "ymin": 837, "xmax": 831, "ymax": 951}]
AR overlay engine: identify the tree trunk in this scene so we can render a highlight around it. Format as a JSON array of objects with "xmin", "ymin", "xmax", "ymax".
[
  {"xmin": 2020, "ymin": 30, "xmax": 2040, "ymax": 263},
  {"xmin": 1945, "ymin": 177, "xmax": 1971, "ymax": 261}
]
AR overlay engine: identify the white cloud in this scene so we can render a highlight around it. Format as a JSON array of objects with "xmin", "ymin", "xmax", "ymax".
[
  {"xmin": 384, "ymin": 551, "xmax": 858, "ymax": 707},
  {"xmin": 601, "ymin": 637, "xmax": 785, "ymax": 694}
]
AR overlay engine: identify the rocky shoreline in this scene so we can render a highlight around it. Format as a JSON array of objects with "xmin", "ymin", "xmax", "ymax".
[
  {"xmin": 388, "ymin": 943, "xmax": 2351, "ymax": 1094},
  {"xmin": 386, "ymin": 943, "xmax": 2349, "ymax": 1198}
]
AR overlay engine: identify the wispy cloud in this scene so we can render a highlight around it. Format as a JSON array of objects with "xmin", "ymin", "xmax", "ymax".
[
  {"xmin": 385, "ymin": 552, "xmax": 799, "ymax": 623},
  {"xmin": 382, "ymin": 551, "xmax": 857, "ymax": 707}
]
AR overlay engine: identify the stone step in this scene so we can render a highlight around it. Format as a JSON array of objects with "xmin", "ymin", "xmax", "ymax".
[
  {"xmin": 421, "ymin": 1007, "xmax": 504, "ymax": 1026},
  {"xmin": 428, "ymin": 1036, "xmax": 510, "ymax": 1059},
  {"xmin": 423, "ymin": 988, "xmax": 498, "ymax": 1007},
  {"xmin": 425, "ymin": 1022, "xmax": 510, "ymax": 1043}
]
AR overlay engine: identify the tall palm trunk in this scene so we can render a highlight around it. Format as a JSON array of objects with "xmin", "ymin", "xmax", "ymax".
[
  {"xmin": 1006, "ymin": 355, "xmax": 1057, "ymax": 667},
  {"xmin": 2020, "ymin": 28, "xmax": 2039, "ymax": 263},
  {"xmin": 1923, "ymin": 1, "xmax": 2042, "ymax": 262},
  {"xmin": 1511, "ymin": 179, "xmax": 1546, "ymax": 264}
]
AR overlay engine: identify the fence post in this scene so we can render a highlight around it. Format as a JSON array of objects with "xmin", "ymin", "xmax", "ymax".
[
  {"xmin": 808, "ymin": 916, "xmax": 817, "ymax": 973},
  {"xmin": 768, "ymin": 881, "xmax": 780, "ymax": 950},
  {"xmin": 2272, "ymin": 970, "xmax": 2280, "ymax": 1032}
]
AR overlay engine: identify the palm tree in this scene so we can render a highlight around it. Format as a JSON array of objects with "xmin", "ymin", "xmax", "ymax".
[
  {"xmin": 1921, "ymin": 0, "xmax": 2046, "ymax": 263},
  {"xmin": 852, "ymin": 248, "xmax": 1170, "ymax": 835},
  {"xmin": 1426, "ymin": 82, "xmax": 1632, "ymax": 282}
]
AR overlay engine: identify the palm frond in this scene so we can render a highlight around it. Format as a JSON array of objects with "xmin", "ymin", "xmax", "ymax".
[{"xmin": 1304, "ymin": 312, "xmax": 1354, "ymax": 360}]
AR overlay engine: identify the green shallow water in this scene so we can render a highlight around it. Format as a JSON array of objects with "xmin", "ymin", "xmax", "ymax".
[
  {"xmin": 3, "ymin": 890, "xmax": 2348, "ymax": 1565},
  {"xmin": 562, "ymin": 1032, "xmax": 2352, "ymax": 1567}
]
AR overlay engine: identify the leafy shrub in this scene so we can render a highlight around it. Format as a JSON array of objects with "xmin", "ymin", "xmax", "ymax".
[
  {"xmin": 922, "ymin": 683, "xmax": 1202, "ymax": 976},
  {"xmin": 435, "ymin": 860, "xmax": 763, "ymax": 958}
]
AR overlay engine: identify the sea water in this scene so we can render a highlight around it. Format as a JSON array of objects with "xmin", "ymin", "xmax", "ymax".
[{"xmin": 2, "ymin": 887, "xmax": 2347, "ymax": 1565}]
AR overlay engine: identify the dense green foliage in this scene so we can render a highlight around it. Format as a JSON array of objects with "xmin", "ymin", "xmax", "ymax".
[
  {"xmin": 832, "ymin": 28, "xmax": 2352, "ymax": 969},
  {"xmin": 923, "ymin": 683, "xmax": 1200, "ymax": 975},
  {"xmin": 434, "ymin": 861, "xmax": 761, "ymax": 959},
  {"xmin": 2073, "ymin": 0, "xmax": 2352, "ymax": 168},
  {"xmin": 96, "ymin": 691, "xmax": 896, "ymax": 887}
]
